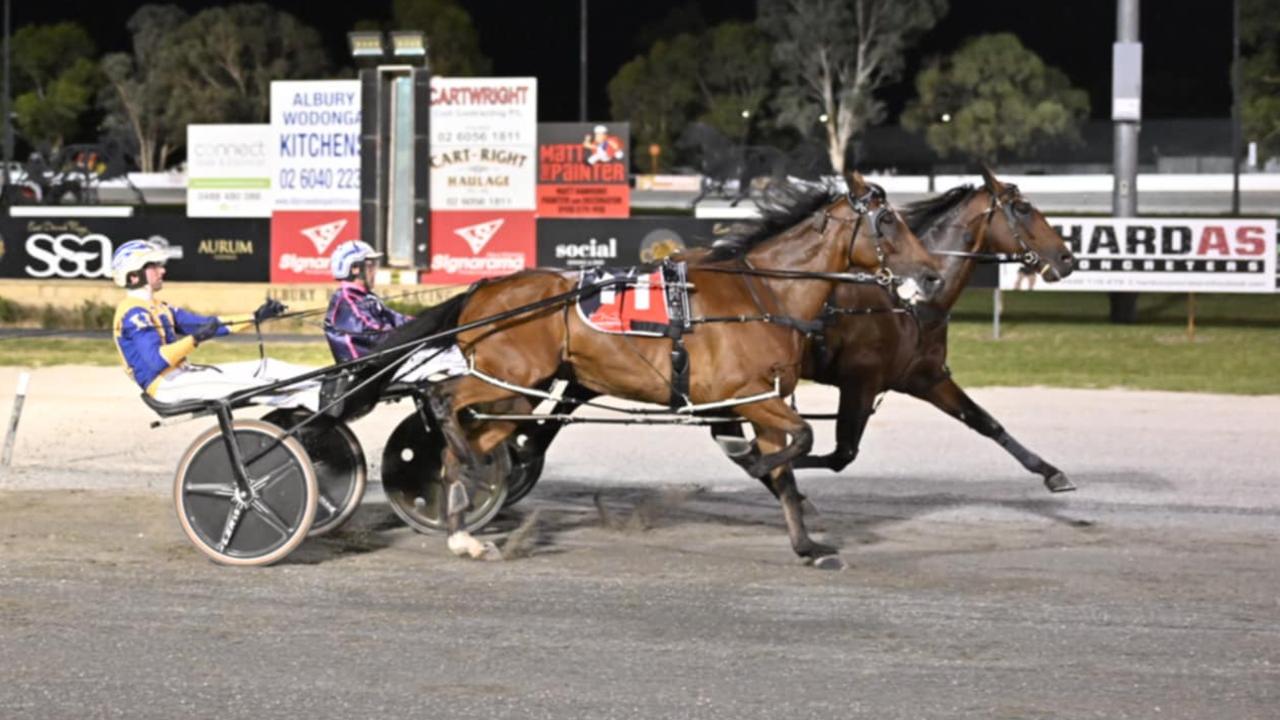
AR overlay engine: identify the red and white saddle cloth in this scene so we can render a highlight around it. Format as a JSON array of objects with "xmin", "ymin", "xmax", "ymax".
[{"xmin": 575, "ymin": 261, "xmax": 691, "ymax": 337}]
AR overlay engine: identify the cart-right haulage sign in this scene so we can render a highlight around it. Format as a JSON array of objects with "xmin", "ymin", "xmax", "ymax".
[{"xmin": 999, "ymin": 217, "xmax": 1278, "ymax": 293}]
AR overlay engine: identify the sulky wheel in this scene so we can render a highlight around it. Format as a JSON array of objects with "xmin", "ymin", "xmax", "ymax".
[
  {"xmin": 501, "ymin": 430, "xmax": 546, "ymax": 508},
  {"xmin": 173, "ymin": 419, "xmax": 317, "ymax": 566},
  {"xmin": 380, "ymin": 413, "xmax": 509, "ymax": 534},
  {"xmin": 262, "ymin": 409, "xmax": 367, "ymax": 537}
]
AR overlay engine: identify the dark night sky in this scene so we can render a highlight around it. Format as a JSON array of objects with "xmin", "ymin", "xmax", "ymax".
[{"xmin": 17, "ymin": 1, "xmax": 1234, "ymax": 123}]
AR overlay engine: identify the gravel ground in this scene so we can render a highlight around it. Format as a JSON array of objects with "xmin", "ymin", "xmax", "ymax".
[{"xmin": 0, "ymin": 366, "xmax": 1277, "ymax": 719}]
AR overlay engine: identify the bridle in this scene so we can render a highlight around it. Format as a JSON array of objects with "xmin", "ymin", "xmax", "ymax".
[
  {"xmin": 931, "ymin": 185, "xmax": 1042, "ymax": 270},
  {"xmin": 808, "ymin": 183, "xmax": 900, "ymax": 287}
]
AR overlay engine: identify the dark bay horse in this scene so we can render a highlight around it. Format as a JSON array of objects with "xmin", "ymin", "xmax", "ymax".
[
  {"xmin": 783, "ymin": 167, "xmax": 1078, "ymax": 490},
  {"xmin": 375, "ymin": 174, "xmax": 943, "ymax": 566}
]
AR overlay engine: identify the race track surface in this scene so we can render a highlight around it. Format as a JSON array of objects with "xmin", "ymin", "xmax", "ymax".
[{"xmin": 1, "ymin": 367, "xmax": 1277, "ymax": 719}]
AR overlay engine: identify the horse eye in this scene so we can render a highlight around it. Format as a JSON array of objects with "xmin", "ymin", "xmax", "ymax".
[{"xmin": 1013, "ymin": 201, "xmax": 1032, "ymax": 215}]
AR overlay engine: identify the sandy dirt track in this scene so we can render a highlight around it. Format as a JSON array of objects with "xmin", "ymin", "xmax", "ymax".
[{"xmin": 0, "ymin": 366, "xmax": 1277, "ymax": 719}]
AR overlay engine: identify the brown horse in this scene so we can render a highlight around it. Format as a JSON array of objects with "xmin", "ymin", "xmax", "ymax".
[
  {"xmin": 764, "ymin": 167, "xmax": 1078, "ymax": 490},
  {"xmin": 381, "ymin": 174, "xmax": 943, "ymax": 566}
]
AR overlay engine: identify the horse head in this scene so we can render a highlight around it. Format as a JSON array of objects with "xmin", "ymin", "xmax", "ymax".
[
  {"xmin": 979, "ymin": 165, "xmax": 1075, "ymax": 281},
  {"xmin": 832, "ymin": 172, "xmax": 945, "ymax": 304}
]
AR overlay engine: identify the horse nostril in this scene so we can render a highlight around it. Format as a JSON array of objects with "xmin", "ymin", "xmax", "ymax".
[
  {"xmin": 1061, "ymin": 252, "xmax": 1075, "ymax": 266},
  {"xmin": 923, "ymin": 272, "xmax": 944, "ymax": 294}
]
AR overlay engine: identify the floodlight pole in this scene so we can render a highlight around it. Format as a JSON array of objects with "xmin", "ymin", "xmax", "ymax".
[
  {"xmin": 1231, "ymin": 0, "xmax": 1242, "ymax": 215},
  {"xmin": 2, "ymin": 0, "xmax": 11, "ymax": 190},
  {"xmin": 1110, "ymin": 0, "xmax": 1141, "ymax": 324},
  {"xmin": 579, "ymin": 0, "xmax": 588, "ymax": 121}
]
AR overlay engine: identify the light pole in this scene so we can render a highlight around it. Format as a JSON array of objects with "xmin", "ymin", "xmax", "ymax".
[
  {"xmin": 2, "ymin": 0, "xmax": 11, "ymax": 191},
  {"xmin": 1231, "ymin": 0, "xmax": 1242, "ymax": 215},
  {"xmin": 1110, "ymin": 0, "xmax": 1142, "ymax": 324},
  {"xmin": 579, "ymin": 0, "xmax": 587, "ymax": 121}
]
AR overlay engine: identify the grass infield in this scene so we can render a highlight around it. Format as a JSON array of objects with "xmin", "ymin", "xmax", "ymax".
[{"xmin": 0, "ymin": 291, "xmax": 1275, "ymax": 395}]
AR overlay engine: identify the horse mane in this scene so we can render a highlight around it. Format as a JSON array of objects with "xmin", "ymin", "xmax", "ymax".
[
  {"xmin": 706, "ymin": 183, "xmax": 843, "ymax": 261},
  {"xmin": 901, "ymin": 185, "xmax": 980, "ymax": 234}
]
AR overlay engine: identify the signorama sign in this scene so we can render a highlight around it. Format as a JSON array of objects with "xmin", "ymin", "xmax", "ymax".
[
  {"xmin": 429, "ymin": 77, "xmax": 537, "ymax": 210},
  {"xmin": 186, "ymin": 124, "xmax": 272, "ymax": 218},
  {"xmin": 999, "ymin": 217, "xmax": 1277, "ymax": 293},
  {"xmin": 270, "ymin": 80, "xmax": 361, "ymax": 211}
]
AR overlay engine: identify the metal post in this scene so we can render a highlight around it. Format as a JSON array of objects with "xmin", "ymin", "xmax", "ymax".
[
  {"xmin": 1231, "ymin": 0, "xmax": 1242, "ymax": 215},
  {"xmin": 2, "ymin": 0, "xmax": 11, "ymax": 191},
  {"xmin": 992, "ymin": 288, "xmax": 1002, "ymax": 340},
  {"xmin": 579, "ymin": 0, "xmax": 588, "ymax": 121},
  {"xmin": 2, "ymin": 371, "xmax": 29, "ymax": 468},
  {"xmin": 1110, "ymin": 0, "xmax": 1141, "ymax": 324}
]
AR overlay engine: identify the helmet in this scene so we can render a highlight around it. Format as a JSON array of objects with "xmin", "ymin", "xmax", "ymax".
[
  {"xmin": 593, "ymin": 125, "xmax": 607, "ymax": 134},
  {"xmin": 111, "ymin": 238, "xmax": 173, "ymax": 288},
  {"xmin": 330, "ymin": 240, "xmax": 384, "ymax": 280}
]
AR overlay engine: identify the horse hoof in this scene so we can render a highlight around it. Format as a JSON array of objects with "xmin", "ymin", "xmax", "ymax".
[
  {"xmin": 812, "ymin": 554, "xmax": 846, "ymax": 571},
  {"xmin": 1044, "ymin": 472, "xmax": 1076, "ymax": 493}
]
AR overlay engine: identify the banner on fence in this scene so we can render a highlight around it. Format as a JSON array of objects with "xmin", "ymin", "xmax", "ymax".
[
  {"xmin": 537, "ymin": 122, "xmax": 630, "ymax": 217},
  {"xmin": 535, "ymin": 218, "xmax": 724, "ymax": 270},
  {"xmin": 186, "ymin": 124, "xmax": 272, "ymax": 218},
  {"xmin": 999, "ymin": 217, "xmax": 1277, "ymax": 293},
  {"xmin": 0, "ymin": 217, "xmax": 270, "ymax": 282}
]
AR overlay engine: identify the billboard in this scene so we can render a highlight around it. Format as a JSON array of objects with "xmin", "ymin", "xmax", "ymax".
[
  {"xmin": 1000, "ymin": 217, "xmax": 1277, "ymax": 293},
  {"xmin": 186, "ymin": 124, "xmax": 272, "ymax": 218},
  {"xmin": 429, "ymin": 77, "xmax": 537, "ymax": 211},
  {"xmin": 0, "ymin": 217, "xmax": 270, "ymax": 282},
  {"xmin": 420, "ymin": 211, "xmax": 535, "ymax": 285},
  {"xmin": 535, "ymin": 218, "xmax": 723, "ymax": 270},
  {"xmin": 270, "ymin": 80, "xmax": 361, "ymax": 211},
  {"xmin": 268, "ymin": 210, "xmax": 361, "ymax": 284},
  {"xmin": 537, "ymin": 122, "xmax": 630, "ymax": 217}
]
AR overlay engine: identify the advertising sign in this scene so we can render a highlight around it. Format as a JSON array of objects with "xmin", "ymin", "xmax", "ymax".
[
  {"xmin": 270, "ymin": 80, "xmax": 361, "ymax": 210},
  {"xmin": 429, "ymin": 77, "xmax": 537, "ymax": 210},
  {"xmin": 420, "ymin": 211, "xmax": 536, "ymax": 285},
  {"xmin": 999, "ymin": 217, "xmax": 1277, "ymax": 294},
  {"xmin": 186, "ymin": 124, "xmax": 272, "ymax": 218},
  {"xmin": 269, "ymin": 210, "xmax": 361, "ymax": 284},
  {"xmin": 537, "ymin": 122, "xmax": 630, "ymax": 217},
  {"xmin": 535, "ymin": 218, "xmax": 722, "ymax": 269},
  {"xmin": 0, "ymin": 218, "xmax": 269, "ymax": 282}
]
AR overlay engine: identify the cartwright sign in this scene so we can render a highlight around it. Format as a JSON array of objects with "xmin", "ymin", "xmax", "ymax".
[{"xmin": 999, "ymin": 217, "xmax": 1277, "ymax": 293}]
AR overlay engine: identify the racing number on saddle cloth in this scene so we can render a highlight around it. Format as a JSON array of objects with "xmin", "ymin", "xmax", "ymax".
[{"xmin": 575, "ymin": 261, "xmax": 690, "ymax": 337}]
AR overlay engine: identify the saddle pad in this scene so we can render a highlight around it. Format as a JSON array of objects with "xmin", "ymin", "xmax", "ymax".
[{"xmin": 576, "ymin": 262, "xmax": 689, "ymax": 336}]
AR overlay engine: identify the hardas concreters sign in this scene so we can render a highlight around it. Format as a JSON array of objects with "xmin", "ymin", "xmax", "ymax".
[
  {"xmin": 0, "ymin": 218, "xmax": 270, "ymax": 282},
  {"xmin": 1000, "ymin": 217, "xmax": 1278, "ymax": 293}
]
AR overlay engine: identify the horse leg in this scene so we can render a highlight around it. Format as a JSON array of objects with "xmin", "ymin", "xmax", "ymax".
[
  {"xmin": 754, "ymin": 425, "xmax": 843, "ymax": 568},
  {"xmin": 429, "ymin": 380, "xmax": 510, "ymax": 560},
  {"xmin": 793, "ymin": 382, "xmax": 876, "ymax": 472},
  {"xmin": 733, "ymin": 397, "xmax": 813, "ymax": 480},
  {"xmin": 914, "ymin": 376, "xmax": 1075, "ymax": 493},
  {"xmin": 709, "ymin": 421, "xmax": 762, "ymax": 476}
]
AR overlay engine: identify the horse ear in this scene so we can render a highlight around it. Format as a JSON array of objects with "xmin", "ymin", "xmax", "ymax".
[
  {"xmin": 844, "ymin": 170, "xmax": 867, "ymax": 195},
  {"xmin": 979, "ymin": 163, "xmax": 1003, "ymax": 194}
]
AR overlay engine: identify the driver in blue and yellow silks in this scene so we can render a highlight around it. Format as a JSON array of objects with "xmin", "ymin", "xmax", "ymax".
[{"xmin": 111, "ymin": 236, "xmax": 301, "ymax": 403}]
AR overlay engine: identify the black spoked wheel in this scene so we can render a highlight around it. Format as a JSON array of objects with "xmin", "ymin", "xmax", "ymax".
[
  {"xmin": 501, "ymin": 430, "xmax": 546, "ymax": 508},
  {"xmin": 262, "ymin": 409, "xmax": 367, "ymax": 537},
  {"xmin": 173, "ymin": 419, "xmax": 317, "ymax": 566},
  {"xmin": 380, "ymin": 413, "xmax": 509, "ymax": 534}
]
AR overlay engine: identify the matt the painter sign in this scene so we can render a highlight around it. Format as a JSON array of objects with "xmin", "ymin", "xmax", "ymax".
[
  {"xmin": 186, "ymin": 124, "xmax": 272, "ymax": 218},
  {"xmin": 537, "ymin": 122, "xmax": 630, "ymax": 218},
  {"xmin": 1000, "ymin": 217, "xmax": 1277, "ymax": 294},
  {"xmin": 270, "ymin": 80, "xmax": 361, "ymax": 210},
  {"xmin": 429, "ymin": 77, "xmax": 537, "ymax": 210}
]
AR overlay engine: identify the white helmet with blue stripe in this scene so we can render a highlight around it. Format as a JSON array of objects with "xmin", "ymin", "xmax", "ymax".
[
  {"xmin": 111, "ymin": 236, "xmax": 179, "ymax": 287},
  {"xmin": 330, "ymin": 239, "xmax": 384, "ymax": 280}
]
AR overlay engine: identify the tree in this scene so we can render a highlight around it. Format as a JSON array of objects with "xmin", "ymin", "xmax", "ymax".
[
  {"xmin": 759, "ymin": 0, "xmax": 946, "ymax": 173},
  {"xmin": 902, "ymin": 33, "xmax": 1089, "ymax": 164},
  {"xmin": 694, "ymin": 22, "xmax": 773, "ymax": 142},
  {"xmin": 1241, "ymin": 0, "xmax": 1280, "ymax": 161},
  {"xmin": 100, "ymin": 5, "xmax": 189, "ymax": 172},
  {"xmin": 390, "ymin": 0, "xmax": 492, "ymax": 76},
  {"xmin": 159, "ymin": 4, "xmax": 329, "ymax": 127},
  {"xmin": 607, "ymin": 35, "xmax": 700, "ymax": 171},
  {"xmin": 11, "ymin": 22, "xmax": 100, "ymax": 149}
]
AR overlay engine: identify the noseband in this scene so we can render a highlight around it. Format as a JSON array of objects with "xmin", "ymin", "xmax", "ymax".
[{"xmin": 986, "ymin": 186, "xmax": 1040, "ymax": 268}]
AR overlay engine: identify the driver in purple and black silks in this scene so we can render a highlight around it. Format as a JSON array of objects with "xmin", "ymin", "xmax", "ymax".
[{"xmin": 323, "ymin": 240, "xmax": 468, "ymax": 380}]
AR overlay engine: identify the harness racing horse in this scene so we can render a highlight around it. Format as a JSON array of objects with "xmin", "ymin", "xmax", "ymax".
[
  {"xmin": 374, "ymin": 174, "xmax": 944, "ymax": 568},
  {"xmin": 719, "ymin": 167, "xmax": 1079, "ymax": 492}
]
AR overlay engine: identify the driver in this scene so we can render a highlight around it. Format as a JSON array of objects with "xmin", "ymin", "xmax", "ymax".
[
  {"xmin": 323, "ymin": 239, "xmax": 467, "ymax": 382},
  {"xmin": 111, "ymin": 236, "xmax": 301, "ymax": 403}
]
